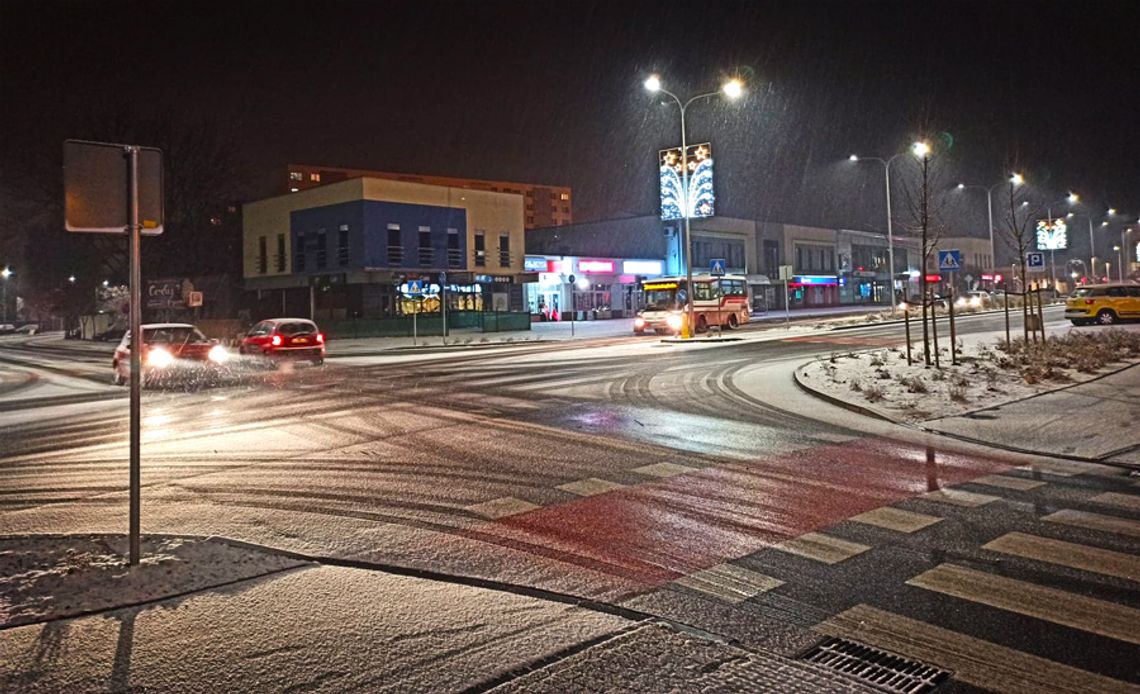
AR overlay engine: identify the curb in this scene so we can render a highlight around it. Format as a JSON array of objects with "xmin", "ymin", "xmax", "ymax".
[
  {"xmin": 792, "ymin": 356, "xmax": 1140, "ymax": 471},
  {"xmin": 826, "ymin": 303, "xmax": 1065, "ymax": 332}
]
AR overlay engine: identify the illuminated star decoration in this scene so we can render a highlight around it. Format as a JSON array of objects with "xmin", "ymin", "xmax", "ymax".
[
  {"xmin": 1035, "ymin": 218, "xmax": 1068, "ymax": 250},
  {"xmin": 659, "ymin": 143, "xmax": 715, "ymax": 221}
]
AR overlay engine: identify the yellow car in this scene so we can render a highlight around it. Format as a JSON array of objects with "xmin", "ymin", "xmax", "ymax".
[{"xmin": 1065, "ymin": 284, "xmax": 1140, "ymax": 325}]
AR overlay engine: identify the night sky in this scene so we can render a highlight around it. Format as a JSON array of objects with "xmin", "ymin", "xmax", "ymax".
[{"xmin": 3, "ymin": 0, "xmax": 1138, "ymax": 240}]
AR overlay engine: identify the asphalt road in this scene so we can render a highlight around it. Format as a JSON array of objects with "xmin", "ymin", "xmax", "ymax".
[{"xmin": 2, "ymin": 307, "xmax": 1138, "ymax": 692}]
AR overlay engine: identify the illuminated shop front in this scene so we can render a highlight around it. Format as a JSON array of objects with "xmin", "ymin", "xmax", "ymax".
[
  {"xmin": 786, "ymin": 274, "xmax": 839, "ymax": 308},
  {"xmin": 524, "ymin": 256, "xmax": 665, "ymax": 320}
]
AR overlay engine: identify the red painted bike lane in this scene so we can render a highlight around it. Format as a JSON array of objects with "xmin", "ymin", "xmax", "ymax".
[{"xmin": 462, "ymin": 438, "xmax": 1014, "ymax": 594}]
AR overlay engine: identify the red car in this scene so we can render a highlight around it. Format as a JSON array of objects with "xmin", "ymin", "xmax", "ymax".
[
  {"xmin": 239, "ymin": 318, "xmax": 325, "ymax": 365},
  {"xmin": 112, "ymin": 323, "xmax": 230, "ymax": 385}
]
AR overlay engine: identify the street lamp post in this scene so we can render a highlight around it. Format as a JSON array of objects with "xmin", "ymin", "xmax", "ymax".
[
  {"xmin": 849, "ymin": 153, "xmax": 903, "ymax": 309},
  {"xmin": 956, "ymin": 178, "xmax": 1021, "ymax": 284},
  {"xmin": 645, "ymin": 74, "xmax": 743, "ymax": 338},
  {"xmin": 1, "ymin": 267, "xmax": 12, "ymax": 322},
  {"xmin": 1120, "ymin": 226, "xmax": 1134, "ymax": 282}
]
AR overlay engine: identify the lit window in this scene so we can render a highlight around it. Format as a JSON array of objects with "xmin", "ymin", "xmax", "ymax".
[
  {"xmin": 289, "ymin": 171, "xmax": 303, "ymax": 181},
  {"xmin": 560, "ymin": 193, "xmax": 570, "ymax": 201},
  {"xmin": 310, "ymin": 173, "xmax": 321, "ymax": 182}
]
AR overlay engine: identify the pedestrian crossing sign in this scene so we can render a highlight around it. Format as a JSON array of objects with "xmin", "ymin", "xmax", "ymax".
[
  {"xmin": 938, "ymin": 250, "xmax": 961, "ymax": 271},
  {"xmin": 710, "ymin": 258, "xmax": 726, "ymax": 275}
]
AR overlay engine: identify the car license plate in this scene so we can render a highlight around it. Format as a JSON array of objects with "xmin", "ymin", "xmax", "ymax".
[{"xmin": 295, "ymin": 337, "xmax": 309, "ymax": 344}]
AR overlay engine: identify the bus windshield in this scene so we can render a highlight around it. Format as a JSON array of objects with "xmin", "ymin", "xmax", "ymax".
[{"xmin": 643, "ymin": 282, "xmax": 685, "ymax": 310}]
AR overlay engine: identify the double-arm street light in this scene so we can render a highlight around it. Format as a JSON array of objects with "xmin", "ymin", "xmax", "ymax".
[
  {"xmin": 1067, "ymin": 206, "xmax": 1117, "ymax": 280},
  {"xmin": 955, "ymin": 173, "xmax": 1025, "ymax": 281},
  {"xmin": 645, "ymin": 74, "xmax": 743, "ymax": 337},
  {"xmin": 849, "ymin": 144, "xmax": 935, "ymax": 310}
]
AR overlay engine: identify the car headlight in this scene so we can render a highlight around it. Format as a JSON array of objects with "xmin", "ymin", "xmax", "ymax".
[
  {"xmin": 147, "ymin": 347, "xmax": 174, "ymax": 369},
  {"xmin": 208, "ymin": 344, "xmax": 229, "ymax": 364},
  {"xmin": 955, "ymin": 297, "xmax": 967, "ymax": 306},
  {"xmin": 897, "ymin": 302, "xmax": 908, "ymax": 311},
  {"xmin": 666, "ymin": 313, "xmax": 683, "ymax": 330},
  {"xmin": 970, "ymin": 297, "xmax": 982, "ymax": 307}
]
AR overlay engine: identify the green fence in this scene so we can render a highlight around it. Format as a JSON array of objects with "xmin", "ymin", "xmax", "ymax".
[{"xmin": 323, "ymin": 311, "xmax": 531, "ymax": 338}]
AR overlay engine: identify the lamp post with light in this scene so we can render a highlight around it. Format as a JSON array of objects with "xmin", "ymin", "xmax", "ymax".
[
  {"xmin": 1, "ymin": 267, "xmax": 11, "ymax": 322},
  {"xmin": 955, "ymin": 173, "xmax": 1024, "ymax": 287},
  {"xmin": 849, "ymin": 143, "xmax": 938, "ymax": 310},
  {"xmin": 644, "ymin": 74, "xmax": 743, "ymax": 338}
]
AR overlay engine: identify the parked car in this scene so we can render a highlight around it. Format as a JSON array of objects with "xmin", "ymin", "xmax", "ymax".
[
  {"xmin": 95, "ymin": 327, "xmax": 127, "ymax": 342},
  {"xmin": 1064, "ymin": 284, "xmax": 1140, "ymax": 325},
  {"xmin": 0, "ymin": 323, "xmax": 16, "ymax": 335},
  {"xmin": 112, "ymin": 323, "xmax": 230, "ymax": 385},
  {"xmin": 239, "ymin": 318, "xmax": 325, "ymax": 365}
]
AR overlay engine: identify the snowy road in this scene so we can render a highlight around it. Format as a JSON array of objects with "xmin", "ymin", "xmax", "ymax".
[{"xmin": 3, "ymin": 307, "xmax": 1140, "ymax": 690}]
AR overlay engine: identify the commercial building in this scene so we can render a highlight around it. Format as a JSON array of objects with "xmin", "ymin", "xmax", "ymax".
[
  {"xmin": 243, "ymin": 177, "xmax": 530, "ymax": 334},
  {"xmin": 284, "ymin": 164, "xmax": 571, "ymax": 229}
]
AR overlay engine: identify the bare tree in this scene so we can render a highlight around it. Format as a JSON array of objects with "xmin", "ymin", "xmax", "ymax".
[{"xmin": 994, "ymin": 176, "xmax": 1048, "ymax": 342}]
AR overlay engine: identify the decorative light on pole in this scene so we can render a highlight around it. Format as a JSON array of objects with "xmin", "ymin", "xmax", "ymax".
[{"xmin": 645, "ymin": 73, "xmax": 744, "ymax": 338}]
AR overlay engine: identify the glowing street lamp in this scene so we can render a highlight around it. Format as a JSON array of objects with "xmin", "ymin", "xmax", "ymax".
[
  {"xmin": 644, "ymin": 73, "xmax": 745, "ymax": 337},
  {"xmin": 1, "ymin": 267, "xmax": 12, "ymax": 322},
  {"xmin": 846, "ymin": 146, "xmax": 928, "ymax": 310},
  {"xmin": 957, "ymin": 174, "xmax": 1023, "ymax": 279}
]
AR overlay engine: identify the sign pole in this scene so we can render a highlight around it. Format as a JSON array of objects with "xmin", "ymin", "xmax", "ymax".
[
  {"xmin": 126, "ymin": 145, "xmax": 142, "ymax": 567},
  {"xmin": 413, "ymin": 296, "xmax": 418, "ymax": 346}
]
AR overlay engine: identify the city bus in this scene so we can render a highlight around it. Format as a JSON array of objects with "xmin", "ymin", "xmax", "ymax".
[{"xmin": 633, "ymin": 274, "xmax": 751, "ymax": 335}]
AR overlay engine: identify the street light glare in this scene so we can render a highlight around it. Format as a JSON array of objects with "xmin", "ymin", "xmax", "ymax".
[
  {"xmin": 848, "ymin": 154, "xmax": 859, "ymax": 162},
  {"xmin": 1067, "ymin": 192, "xmax": 1079, "ymax": 204},
  {"xmin": 911, "ymin": 141, "xmax": 931, "ymax": 158},
  {"xmin": 1108, "ymin": 207, "xmax": 1117, "ymax": 215},
  {"xmin": 68, "ymin": 275, "xmax": 76, "ymax": 283},
  {"xmin": 957, "ymin": 183, "xmax": 965, "ymax": 189},
  {"xmin": 1, "ymin": 267, "xmax": 11, "ymax": 279},
  {"xmin": 644, "ymin": 75, "xmax": 661, "ymax": 92},
  {"xmin": 722, "ymin": 79, "xmax": 743, "ymax": 99},
  {"xmin": 1010, "ymin": 173, "xmax": 1025, "ymax": 185}
]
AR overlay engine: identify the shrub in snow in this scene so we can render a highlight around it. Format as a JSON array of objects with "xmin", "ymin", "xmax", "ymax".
[{"xmin": 864, "ymin": 385, "xmax": 885, "ymax": 402}]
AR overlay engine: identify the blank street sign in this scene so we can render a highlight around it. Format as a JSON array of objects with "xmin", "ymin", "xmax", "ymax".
[{"xmin": 64, "ymin": 139, "xmax": 164, "ymax": 234}]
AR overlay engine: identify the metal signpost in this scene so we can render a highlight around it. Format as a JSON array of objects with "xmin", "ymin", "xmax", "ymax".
[
  {"xmin": 439, "ymin": 272, "xmax": 448, "ymax": 345},
  {"xmin": 64, "ymin": 139, "xmax": 163, "ymax": 567},
  {"xmin": 778, "ymin": 265, "xmax": 794, "ymax": 327},
  {"xmin": 710, "ymin": 259, "xmax": 726, "ymax": 334},
  {"xmin": 405, "ymin": 279, "xmax": 424, "ymax": 346}
]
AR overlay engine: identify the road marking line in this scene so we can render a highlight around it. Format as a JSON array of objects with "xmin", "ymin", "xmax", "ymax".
[
  {"xmin": 1089, "ymin": 492, "xmax": 1140, "ymax": 513},
  {"xmin": 849, "ymin": 506, "xmax": 941, "ymax": 533},
  {"xmin": 1044, "ymin": 509, "xmax": 1140, "ymax": 539},
  {"xmin": 815, "ymin": 604, "xmax": 1140, "ymax": 694},
  {"xmin": 983, "ymin": 532, "xmax": 1140, "ymax": 582},
  {"xmin": 631, "ymin": 462, "xmax": 699, "ymax": 478},
  {"xmin": 465, "ymin": 496, "xmax": 540, "ymax": 519},
  {"xmin": 556, "ymin": 477, "xmax": 626, "ymax": 497},
  {"xmin": 922, "ymin": 488, "xmax": 1000, "ymax": 507},
  {"xmin": 1017, "ymin": 461, "xmax": 1122, "ymax": 478},
  {"xmin": 971, "ymin": 474, "xmax": 1045, "ymax": 491},
  {"xmin": 907, "ymin": 563, "xmax": 1140, "ymax": 645},
  {"xmin": 775, "ymin": 532, "xmax": 870, "ymax": 564},
  {"xmin": 674, "ymin": 563, "xmax": 784, "ymax": 604}
]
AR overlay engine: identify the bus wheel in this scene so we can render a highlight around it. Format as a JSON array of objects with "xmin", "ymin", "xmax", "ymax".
[
  {"xmin": 696, "ymin": 316, "xmax": 708, "ymax": 333},
  {"xmin": 726, "ymin": 314, "xmax": 739, "ymax": 329}
]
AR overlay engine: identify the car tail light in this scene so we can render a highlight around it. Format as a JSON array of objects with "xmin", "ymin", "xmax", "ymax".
[
  {"xmin": 316, "ymin": 333, "xmax": 325, "ymax": 343},
  {"xmin": 271, "ymin": 334, "xmax": 283, "ymax": 346}
]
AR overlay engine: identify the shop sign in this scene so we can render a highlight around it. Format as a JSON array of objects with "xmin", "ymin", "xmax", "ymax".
[
  {"xmin": 622, "ymin": 259, "xmax": 663, "ymax": 275},
  {"xmin": 476, "ymin": 274, "xmax": 514, "ymax": 284},
  {"xmin": 524, "ymin": 257, "xmax": 549, "ymax": 272},
  {"xmin": 792, "ymin": 275, "xmax": 838, "ymax": 286},
  {"xmin": 146, "ymin": 278, "xmax": 186, "ymax": 308},
  {"xmin": 577, "ymin": 259, "xmax": 615, "ymax": 274}
]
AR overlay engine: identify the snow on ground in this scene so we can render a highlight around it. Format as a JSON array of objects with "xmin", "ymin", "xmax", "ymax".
[
  {"xmin": 0, "ymin": 534, "xmax": 308, "ymax": 628},
  {"xmin": 797, "ymin": 328, "xmax": 1140, "ymax": 422}
]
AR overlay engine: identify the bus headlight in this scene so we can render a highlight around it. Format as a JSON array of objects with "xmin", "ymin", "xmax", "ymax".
[
  {"xmin": 208, "ymin": 344, "xmax": 230, "ymax": 364},
  {"xmin": 633, "ymin": 317, "xmax": 646, "ymax": 329},
  {"xmin": 666, "ymin": 313, "xmax": 683, "ymax": 331},
  {"xmin": 147, "ymin": 347, "xmax": 174, "ymax": 369}
]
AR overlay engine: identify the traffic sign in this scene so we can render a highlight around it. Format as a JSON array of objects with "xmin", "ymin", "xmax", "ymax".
[
  {"xmin": 64, "ymin": 139, "xmax": 164, "ymax": 234},
  {"xmin": 187, "ymin": 291, "xmax": 203, "ymax": 308},
  {"xmin": 402, "ymin": 279, "xmax": 424, "ymax": 296},
  {"xmin": 777, "ymin": 265, "xmax": 794, "ymax": 281},
  {"xmin": 938, "ymin": 250, "xmax": 961, "ymax": 271},
  {"xmin": 710, "ymin": 258, "xmax": 727, "ymax": 275},
  {"xmin": 1026, "ymin": 251, "xmax": 1046, "ymax": 273}
]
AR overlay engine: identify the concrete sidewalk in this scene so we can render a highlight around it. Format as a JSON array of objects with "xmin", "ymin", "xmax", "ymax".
[{"xmin": 925, "ymin": 364, "xmax": 1140, "ymax": 465}]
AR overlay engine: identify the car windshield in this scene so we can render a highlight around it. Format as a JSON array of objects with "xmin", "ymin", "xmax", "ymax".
[
  {"xmin": 1072, "ymin": 288, "xmax": 1099, "ymax": 298},
  {"xmin": 278, "ymin": 322, "xmax": 317, "ymax": 336},
  {"xmin": 144, "ymin": 327, "xmax": 208, "ymax": 344}
]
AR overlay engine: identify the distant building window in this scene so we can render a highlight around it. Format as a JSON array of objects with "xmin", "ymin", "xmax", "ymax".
[
  {"xmin": 499, "ymin": 233, "xmax": 511, "ymax": 267},
  {"xmin": 474, "ymin": 231, "xmax": 486, "ymax": 267},
  {"xmin": 257, "ymin": 236, "xmax": 267, "ymax": 274},
  {"xmin": 447, "ymin": 228, "xmax": 462, "ymax": 268},
  {"xmin": 316, "ymin": 229, "xmax": 327, "ymax": 269},
  {"xmin": 337, "ymin": 227, "xmax": 349, "ymax": 267},
  {"xmin": 418, "ymin": 226, "xmax": 433, "ymax": 266},
  {"xmin": 560, "ymin": 193, "xmax": 570, "ymax": 201},
  {"xmin": 276, "ymin": 234, "xmax": 286, "ymax": 272},
  {"xmin": 387, "ymin": 224, "xmax": 402, "ymax": 266},
  {"xmin": 310, "ymin": 173, "xmax": 321, "ymax": 182},
  {"xmin": 289, "ymin": 171, "xmax": 303, "ymax": 181},
  {"xmin": 295, "ymin": 233, "xmax": 306, "ymax": 272}
]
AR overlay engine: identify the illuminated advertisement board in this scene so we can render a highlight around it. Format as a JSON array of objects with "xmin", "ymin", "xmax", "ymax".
[
  {"xmin": 1035, "ymin": 218, "xmax": 1068, "ymax": 250},
  {"xmin": 659, "ymin": 142, "xmax": 715, "ymax": 221}
]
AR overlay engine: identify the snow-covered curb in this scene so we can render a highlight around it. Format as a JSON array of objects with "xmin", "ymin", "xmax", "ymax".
[
  {"xmin": 794, "ymin": 336, "xmax": 1140, "ymax": 424},
  {"xmin": 0, "ymin": 534, "xmax": 310, "ymax": 629}
]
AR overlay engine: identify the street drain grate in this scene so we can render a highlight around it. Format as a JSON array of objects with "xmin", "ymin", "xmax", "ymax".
[{"xmin": 799, "ymin": 637, "xmax": 949, "ymax": 693}]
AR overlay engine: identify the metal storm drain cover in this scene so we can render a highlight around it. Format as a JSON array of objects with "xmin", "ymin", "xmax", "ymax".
[{"xmin": 799, "ymin": 637, "xmax": 950, "ymax": 693}]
